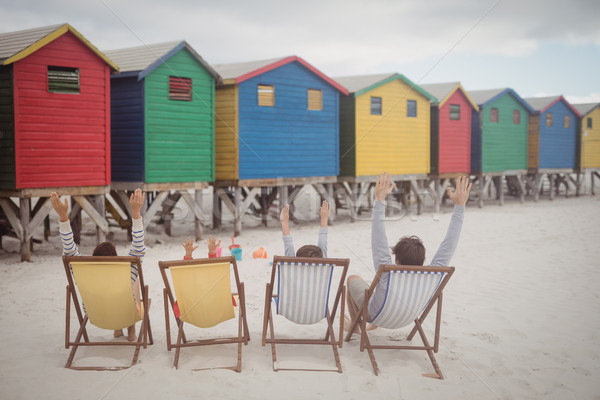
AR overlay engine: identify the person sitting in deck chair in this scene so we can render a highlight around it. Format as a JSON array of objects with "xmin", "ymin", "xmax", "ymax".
[
  {"xmin": 345, "ymin": 173, "xmax": 472, "ymax": 332},
  {"xmin": 51, "ymin": 188, "xmax": 146, "ymax": 341}
]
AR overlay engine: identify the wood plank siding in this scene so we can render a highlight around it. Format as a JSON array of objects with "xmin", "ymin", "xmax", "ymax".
[
  {"xmin": 527, "ymin": 114, "xmax": 540, "ymax": 170},
  {"xmin": 110, "ymin": 76, "xmax": 145, "ymax": 182},
  {"xmin": 339, "ymin": 95, "xmax": 356, "ymax": 176},
  {"xmin": 0, "ymin": 65, "xmax": 15, "ymax": 188},
  {"xmin": 581, "ymin": 107, "xmax": 600, "ymax": 168},
  {"xmin": 12, "ymin": 32, "xmax": 111, "ymax": 189},
  {"xmin": 479, "ymin": 95, "xmax": 529, "ymax": 173},
  {"xmin": 438, "ymin": 90, "xmax": 472, "ymax": 174},
  {"xmin": 538, "ymin": 101, "xmax": 577, "ymax": 169},
  {"xmin": 143, "ymin": 49, "xmax": 215, "ymax": 183},
  {"xmin": 354, "ymin": 79, "xmax": 430, "ymax": 176},
  {"xmin": 236, "ymin": 61, "xmax": 339, "ymax": 180},
  {"xmin": 214, "ymin": 84, "xmax": 238, "ymax": 180}
]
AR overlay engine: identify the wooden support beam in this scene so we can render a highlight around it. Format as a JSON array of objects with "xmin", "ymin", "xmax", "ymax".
[
  {"xmin": 20, "ymin": 198, "xmax": 31, "ymax": 261},
  {"xmin": 143, "ymin": 191, "xmax": 169, "ymax": 229},
  {"xmin": 0, "ymin": 198, "xmax": 23, "ymax": 240},
  {"xmin": 24, "ymin": 197, "xmax": 53, "ymax": 242},
  {"xmin": 194, "ymin": 190, "xmax": 203, "ymax": 241},
  {"xmin": 234, "ymin": 187, "xmax": 242, "ymax": 237},
  {"xmin": 71, "ymin": 196, "xmax": 109, "ymax": 235}
]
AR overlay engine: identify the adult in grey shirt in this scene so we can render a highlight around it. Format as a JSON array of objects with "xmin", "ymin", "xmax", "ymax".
[{"xmin": 346, "ymin": 173, "xmax": 471, "ymax": 331}]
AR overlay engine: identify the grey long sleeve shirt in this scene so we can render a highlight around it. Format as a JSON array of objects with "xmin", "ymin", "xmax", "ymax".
[{"xmin": 368, "ymin": 200, "xmax": 464, "ymax": 319}]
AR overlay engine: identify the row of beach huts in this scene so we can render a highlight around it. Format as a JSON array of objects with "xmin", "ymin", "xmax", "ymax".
[{"xmin": 0, "ymin": 24, "xmax": 598, "ymax": 261}]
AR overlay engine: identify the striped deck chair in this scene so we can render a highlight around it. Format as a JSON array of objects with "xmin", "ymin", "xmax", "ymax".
[
  {"xmin": 63, "ymin": 256, "xmax": 153, "ymax": 371},
  {"xmin": 345, "ymin": 265, "xmax": 455, "ymax": 379},
  {"xmin": 158, "ymin": 257, "xmax": 249, "ymax": 372},
  {"xmin": 261, "ymin": 256, "xmax": 349, "ymax": 372}
]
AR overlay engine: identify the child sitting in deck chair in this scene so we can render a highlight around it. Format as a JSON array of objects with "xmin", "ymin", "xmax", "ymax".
[
  {"xmin": 280, "ymin": 200, "xmax": 330, "ymax": 258},
  {"xmin": 51, "ymin": 188, "xmax": 146, "ymax": 342}
]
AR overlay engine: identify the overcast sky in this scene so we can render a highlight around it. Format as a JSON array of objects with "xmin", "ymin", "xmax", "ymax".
[{"xmin": 2, "ymin": 0, "xmax": 599, "ymax": 103}]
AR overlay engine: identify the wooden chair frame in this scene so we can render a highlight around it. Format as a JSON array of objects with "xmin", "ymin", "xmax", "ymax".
[
  {"xmin": 63, "ymin": 256, "xmax": 154, "ymax": 371},
  {"xmin": 345, "ymin": 265, "xmax": 454, "ymax": 379},
  {"xmin": 261, "ymin": 256, "xmax": 349, "ymax": 372},
  {"xmin": 159, "ymin": 256, "xmax": 250, "ymax": 372}
]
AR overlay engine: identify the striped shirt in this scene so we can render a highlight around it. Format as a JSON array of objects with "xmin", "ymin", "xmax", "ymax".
[{"xmin": 59, "ymin": 217, "xmax": 146, "ymax": 285}]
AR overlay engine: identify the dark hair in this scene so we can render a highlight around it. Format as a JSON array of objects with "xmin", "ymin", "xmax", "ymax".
[
  {"xmin": 391, "ymin": 235, "xmax": 425, "ymax": 265},
  {"xmin": 92, "ymin": 241, "xmax": 117, "ymax": 256},
  {"xmin": 296, "ymin": 245, "xmax": 323, "ymax": 258}
]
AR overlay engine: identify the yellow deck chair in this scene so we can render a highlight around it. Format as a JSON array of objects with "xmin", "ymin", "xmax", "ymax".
[
  {"xmin": 159, "ymin": 257, "xmax": 250, "ymax": 372},
  {"xmin": 63, "ymin": 256, "xmax": 153, "ymax": 371}
]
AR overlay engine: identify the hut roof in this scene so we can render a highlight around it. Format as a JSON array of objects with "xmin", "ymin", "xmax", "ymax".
[
  {"xmin": 103, "ymin": 41, "xmax": 220, "ymax": 82},
  {"xmin": 524, "ymin": 95, "xmax": 582, "ymax": 117},
  {"xmin": 0, "ymin": 23, "xmax": 118, "ymax": 71},
  {"xmin": 572, "ymin": 102, "xmax": 600, "ymax": 116},
  {"xmin": 333, "ymin": 73, "xmax": 436, "ymax": 102},
  {"xmin": 212, "ymin": 56, "xmax": 348, "ymax": 95},
  {"xmin": 468, "ymin": 88, "xmax": 535, "ymax": 114},
  {"xmin": 420, "ymin": 81, "xmax": 478, "ymax": 110}
]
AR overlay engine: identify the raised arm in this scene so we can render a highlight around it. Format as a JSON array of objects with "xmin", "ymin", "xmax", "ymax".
[
  {"xmin": 318, "ymin": 200, "xmax": 329, "ymax": 257},
  {"xmin": 128, "ymin": 188, "xmax": 146, "ymax": 260},
  {"xmin": 51, "ymin": 192, "xmax": 80, "ymax": 257},
  {"xmin": 371, "ymin": 173, "xmax": 395, "ymax": 270},
  {"xmin": 280, "ymin": 204, "xmax": 295, "ymax": 257},
  {"xmin": 430, "ymin": 176, "xmax": 472, "ymax": 267}
]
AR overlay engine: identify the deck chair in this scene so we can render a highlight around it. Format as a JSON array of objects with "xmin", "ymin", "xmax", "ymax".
[
  {"xmin": 262, "ymin": 256, "xmax": 349, "ymax": 372},
  {"xmin": 63, "ymin": 256, "xmax": 153, "ymax": 371},
  {"xmin": 159, "ymin": 256, "xmax": 249, "ymax": 372},
  {"xmin": 345, "ymin": 265, "xmax": 454, "ymax": 379}
]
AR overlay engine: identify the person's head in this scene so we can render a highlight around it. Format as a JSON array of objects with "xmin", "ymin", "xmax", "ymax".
[
  {"xmin": 92, "ymin": 241, "xmax": 117, "ymax": 256},
  {"xmin": 296, "ymin": 244, "xmax": 323, "ymax": 258},
  {"xmin": 391, "ymin": 235, "xmax": 425, "ymax": 265}
]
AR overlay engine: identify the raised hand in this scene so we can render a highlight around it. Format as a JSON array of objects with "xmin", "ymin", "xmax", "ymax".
[
  {"xmin": 129, "ymin": 188, "xmax": 146, "ymax": 219},
  {"xmin": 280, "ymin": 204, "xmax": 290, "ymax": 236},
  {"xmin": 207, "ymin": 236, "xmax": 218, "ymax": 256},
  {"xmin": 320, "ymin": 200, "xmax": 330, "ymax": 227},
  {"xmin": 374, "ymin": 172, "xmax": 396, "ymax": 202},
  {"xmin": 50, "ymin": 192, "xmax": 69, "ymax": 222},
  {"xmin": 447, "ymin": 176, "xmax": 472, "ymax": 206},
  {"xmin": 181, "ymin": 238, "xmax": 198, "ymax": 258}
]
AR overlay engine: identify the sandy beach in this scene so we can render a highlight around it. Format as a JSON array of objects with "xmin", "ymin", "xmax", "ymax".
[{"xmin": 1, "ymin": 190, "xmax": 599, "ymax": 400}]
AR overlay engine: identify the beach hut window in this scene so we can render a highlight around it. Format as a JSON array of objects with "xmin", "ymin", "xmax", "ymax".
[
  {"xmin": 48, "ymin": 66, "xmax": 80, "ymax": 94},
  {"xmin": 564, "ymin": 115, "xmax": 570, "ymax": 128},
  {"xmin": 490, "ymin": 108, "xmax": 499, "ymax": 123},
  {"xmin": 406, "ymin": 100, "xmax": 417, "ymax": 117},
  {"xmin": 258, "ymin": 85, "xmax": 275, "ymax": 107},
  {"xmin": 308, "ymin": 89, "xmax": 323, "ymax": 110},
  {"xmin": 546, "ymin": 113, "xmax": 553, "ymax": 127},
  {"xmin": 513, "ymin": 110, "xmax": 520, "ymax": 124},
  {"xmin": 450, "ymin": 104, "xmax": 460, "ymax": 120},
  {"xmin": 371, "ymin": 97, "xmax": 382, "ymax": 115},
  {"xmin": 587, "ymin": 117, "xmax": 593, "ymax": 129},
  {"xmin": 169, "ymin": 77, "xmax": 192, "ymax": 101}
]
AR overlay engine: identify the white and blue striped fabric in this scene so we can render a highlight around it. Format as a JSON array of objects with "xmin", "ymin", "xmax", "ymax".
[
  {"xmin": 276, "ymin": 262, "xmax": 334, "ymax": 325},
  {"xmin": 370, "ymin": 270, "xmax": 446, "ymax": 328}
]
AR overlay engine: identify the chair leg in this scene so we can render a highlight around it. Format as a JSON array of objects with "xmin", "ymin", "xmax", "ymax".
[
  {"xmin": 173, "ymin": 320, "xmax": 185, "ymax": 369},
  {"xmin": 415, "ymin": 319, "xmax": 443, "ymax": 379},
  {"xmin": 164, "ymin": 289, "xmax": 172, "ymax": 351},
  {"xmin": 240, "ymin": 283, "xmax": 250, "ymax": 344},
  {"xmin": 65, "ymin": 315, "xmax": 89, "ymax": 369},
  {"xmin": 326, "ymin": 315, "xmax": 342, "ymax": 373},
  {"xmin": 268, "ymin": 308, "xmax": 278, "ymax": 371},
  {"xmin": 339, "ymin": 285, "xmax": 345, "ymax": 348},
  {"xmin": 262, "ymin": 283, "xmax": 271, "ymax": 346}
]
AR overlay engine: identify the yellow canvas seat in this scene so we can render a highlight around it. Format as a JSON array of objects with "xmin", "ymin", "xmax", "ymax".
[
  {"xmin": 63, "ymin": 256, "xmax": 153, "ymax": 371},
  {"xmin": 159, "ymin": 257, "xmax": 250, "ymax": 372}
]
